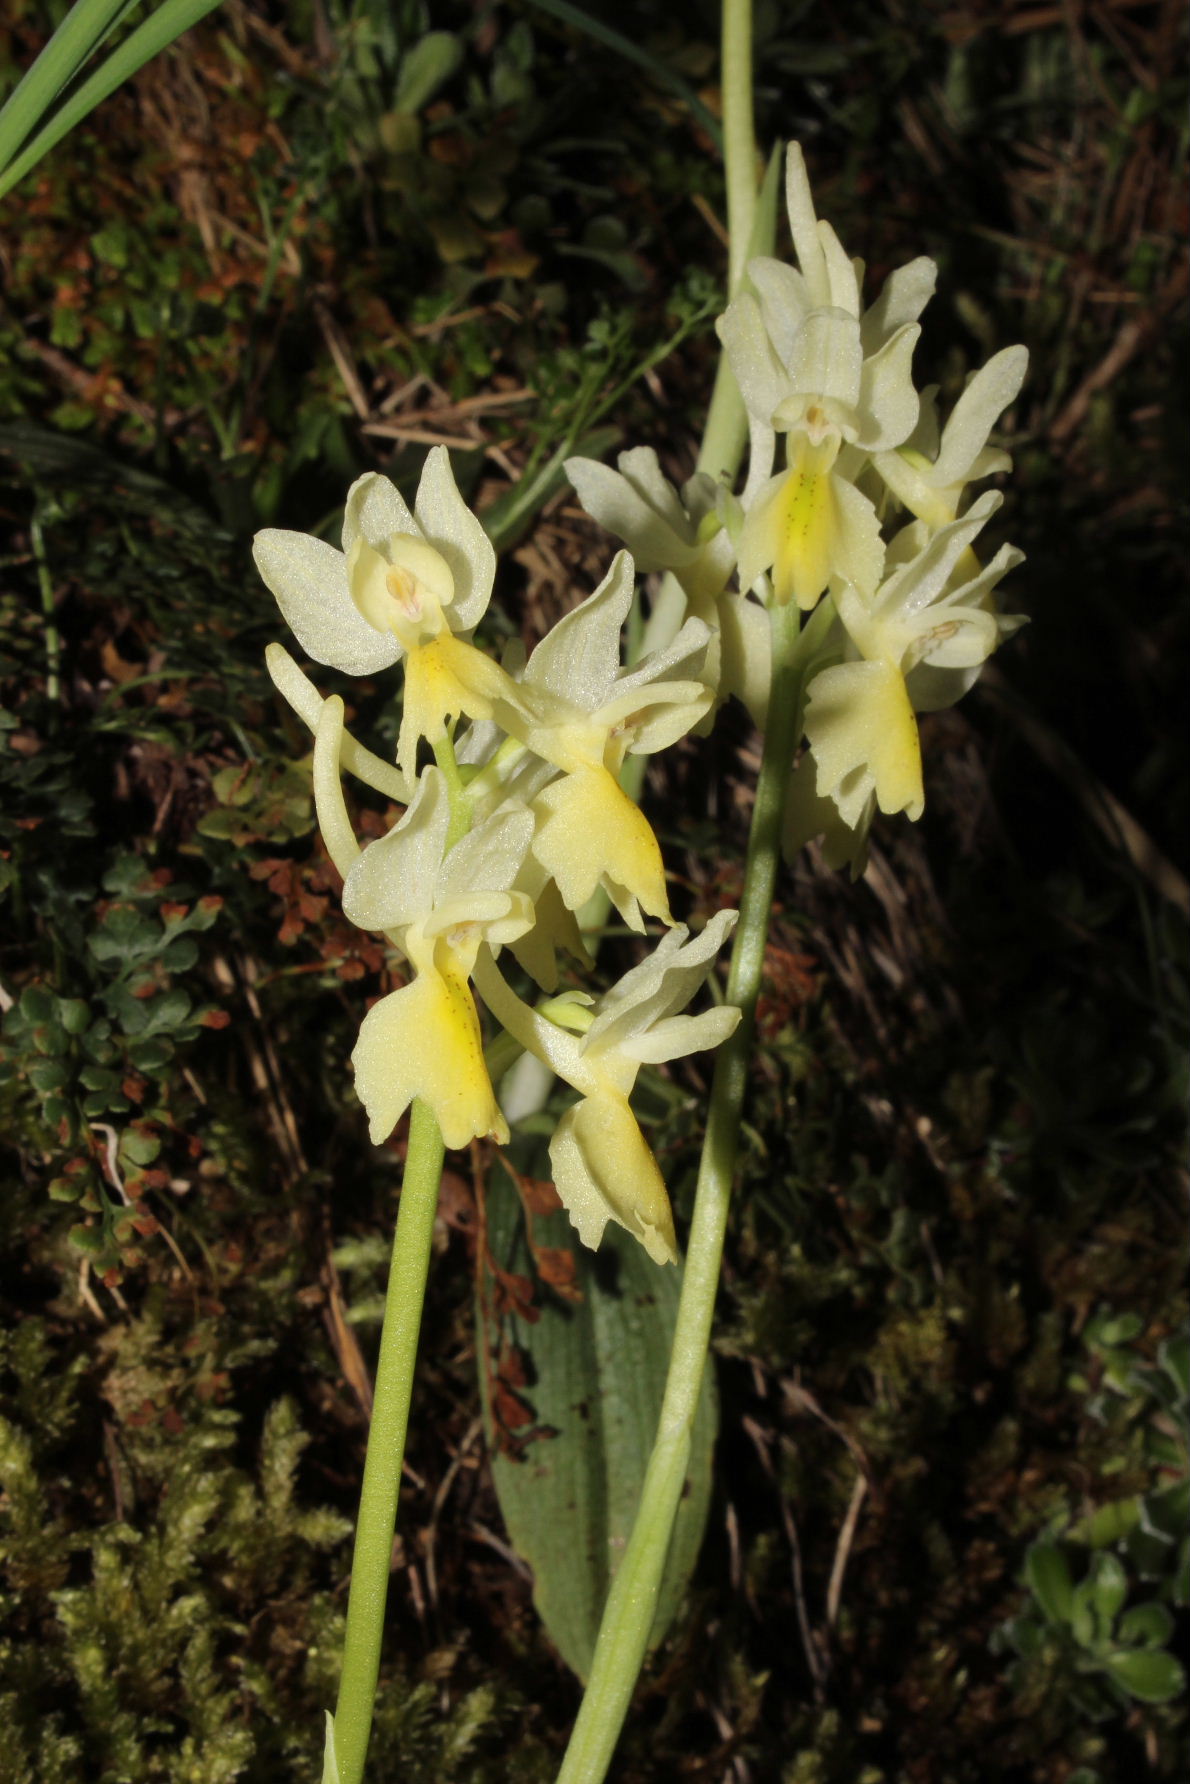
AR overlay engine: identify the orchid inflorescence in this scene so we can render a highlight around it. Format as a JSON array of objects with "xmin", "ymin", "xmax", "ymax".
[{"xmin": 254, "ymin": 142, "xmax": 1027, "ymax": 1268}]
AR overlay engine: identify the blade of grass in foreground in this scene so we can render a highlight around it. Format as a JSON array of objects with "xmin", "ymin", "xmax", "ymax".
[{"xmin": 0, "ymin": 0, "xmax": 226, "ymax": 202}]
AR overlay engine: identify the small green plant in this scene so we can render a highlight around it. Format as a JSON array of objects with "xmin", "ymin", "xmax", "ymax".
[
  {"xmin": 1001, "ymin": 1543, "xmax": 1184, "ymax": 1720},
  {"xmin": 0, "ymin": 857, "xmax": 226, "ymax": 1278},
  {"xmin": 996, "ymin": 1319, "xmax": 1188, "ymax": 1724}
]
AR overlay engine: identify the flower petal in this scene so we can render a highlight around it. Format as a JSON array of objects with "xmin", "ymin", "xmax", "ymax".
[
  {"xmin": 352, "ymin": 964, "xmax": 507, "ymax": 1151},
  {"xmin": 620, "ymin": 1005, "xmax": 740, "ymax": 1066},
  {"xmin": 805, "ymin": 659, "xmax": 924, "ymax": 822},
  {"xmin": 784, "ymin": 142, "xmax": 831, "ymax": 308},
  {"xmin": 521, "ymin": 551, "xmax": 635, "ymax": 709},
  {"xmin": 584, "ymin": 908, "xmax": 738, "ymax": 1058},
  {"xmin": 854, "ymin": 322, "xmax": 921, "ymax": 451},
  {"xmin": 748, "ymin": 256, "xmax": 812, "ymax": 364},
  {"xmin": 253, "ymin": 530, "xmax": 402, "ymax": 677},
  {"xmin": 717, "ymin": 291, "xmax": 789, "ymax": 427},
  {"xmin": 412, "ymin": 446, "xmax": 496, "ymax": 632},
  {"xmin": 341, "ymin": 472, "xmax": 416, "ymax": 555},
  {"xmin": 531, "ymin": 765, "xmax": 671, "ymax": 931},
  {"xmin": 342, "ymin": 768, "xmax": 450, "ymax": 934},
  {"xmin": 933, "ymin": 345, "xmax": 1028, "ymax": 488},
  {"xmin": 436, "ymin": 801, "xmax": 535, "ymax": 906},
  {"xmin": 818, "ymin": 222, "xmax": 862, "ymax": 317},
  {"xmin": 565, "ymin": 452, "xmax": 696, "ymax": 569},
  {"xmin": 784, "ymin": 307, "xmax": 863, "ymax": 411},
  {"xmin": 860, "ymin": 256, "xmax": 937, "ymax": 354},
  {"xmin": 549, "ymin": 1093, "xmax": 678, "ymax": 1265},
  {"xmin": 397, "ymin": 633, "xmax": 523, "ymax": 777}
]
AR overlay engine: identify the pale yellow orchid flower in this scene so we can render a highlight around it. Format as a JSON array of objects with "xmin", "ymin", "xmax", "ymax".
[
  {"xmin": 565, "ymin": 447, "xmax": 771, "ymax": 728},
  {"xmin": 472, "ymin": 911, "xmax": 740, "ymax": 1264},
  {"xmin": 310, "ymin": 699, "xmax": 535, "ymax": 1151},
  {"xmin": 803, "ymin": 493, "xmax": 1025, "ymax": 827},
  {"xmin": 253, "ymin": 448, "xmax": 525, "ymax": 777},
  {"xmin": 873, "ymin": 346, "xmax": 1029, "ymax": 533},
  {"xmin": 718, "ymin": 143, "xmax": 933, "ymax": 610},
  {"xmin": 514, "ymin": 551, "xmax": 714, "ymax": 930}
]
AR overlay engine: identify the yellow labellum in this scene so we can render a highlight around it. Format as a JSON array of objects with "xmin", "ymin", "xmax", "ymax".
[
  {"xmin": 805, "ymin": 658, "xmax": 924, "ymax": 823},
  {"xmin": 351, "ymin": 939, "xmax": 507, "ymax": 1151},
  {"xmin": 532, "ymin": 764, "xmax": 671, "ymax": 930},
  {"xmin": 550, "ymin": 1091, "xmax": 679, "ymax": 1266},
  {"xmin": 398, "ymin": 633, "xmax": 518, "ymax": 776},
  {"xmin": 771, "ymin": 436, "xmax": 840, "ymax": 609}
]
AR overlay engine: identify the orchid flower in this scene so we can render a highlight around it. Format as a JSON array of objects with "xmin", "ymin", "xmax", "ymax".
[
  {"xmin": 565, "ymin": 447, "xmax": 736, "ymax": 609},
  {"xmin": 473, "ymin": 911, "xmax": 740, "ymax": 1264},
  {"xmin": 802, "ymin": 492, "xmax": 1025, "ymax": 826},
  {"xmin": 516, "ymin": 550, "xmax": 714, "ymax": 930},
  {"xmin": 718, "ymin": 144, "xmax": 932, "ymax": 608},
  {"xmin": 310, "ymin": 700, "xmax": 535, "ymax": 1151},
  {"xmin": 872, "ymin": 346, "xmax": 1029, "ymax": 532},
  {"xmin": 253, "ymin": 448, "xmax": 524, "ymax": 777},
  {"xmin": 565, "ymin": 447, "xmax": 772, "ymax": 727}
]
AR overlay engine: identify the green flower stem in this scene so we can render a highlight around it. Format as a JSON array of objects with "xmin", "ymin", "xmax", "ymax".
[
  {"xmin": 721, "ymin": 0, "xmax": 756, "ymax": 294},
  {"xmin": 555, "ymin": 595, "xmax": 804, "ymax": 1784},
  {"xmin": 332, "ymin": 1098, "xmax": 446, "ymax": 1784},
  {"xmin": 641, "ymin": 0, "xmax": 760, "ymax": 663},
  {"xmin": 693, "ymin": 0, "xmax": 756, "ymax": 495}
]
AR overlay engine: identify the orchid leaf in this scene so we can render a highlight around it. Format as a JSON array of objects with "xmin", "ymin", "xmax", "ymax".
[{"xmin": 478, "ymin": 1157, "xmax": 716, "ymax": 1681}]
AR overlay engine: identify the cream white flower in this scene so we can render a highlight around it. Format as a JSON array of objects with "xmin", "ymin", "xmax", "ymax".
[
  {"xmin": 872, "ymin": 346, "xmax": 1029, "ymax": 531},
  {"xmin": 803, "ymin": 493, "xmax": 1025, "ymax": 826},
  {"xmin": 473, "ymin": 911, "xmax": 740, "ymax": 1263},
  {"xmin": 254, "ymin": 448, "xmax": 523, "ymax": 776},
  {"xmin": 254, "ymin": 447, "xmax": 494, "ymax": 675},
  {"xmin": 309, "ymin": 703, "xmax": 535, "ymax": 1151},
  {"xmin": 718, "ymin": 145, "xmax": 932, "ymax": 608},
  {"xmin": 565, "ymin": 447, "xmax": 773, "ymax": 726},
  {"xmin": 517, "ymin": 550, "xmax": 713, "ymax": 929},
  {"xmin": 565, "ymin": 447, "xmax": 736, "ymax": 608}
]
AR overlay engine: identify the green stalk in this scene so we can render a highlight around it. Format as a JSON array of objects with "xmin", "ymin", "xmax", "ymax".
[
  {"xmin": 721, "ymin": 0, "xmax": 756, "ymax": 294},
  {"xmin": 30, "ymin": 501, "xmax": 62, "ymax": 705},
  {"xmin": 641, "ymin": 0, "xmax": 774, "ymax": 661},
  {"xmin": 332, "ymin": 1099, "xmax": 446, "ymax": 1784},
  {"xmin": 555, "ymin": 594, "xmax": 803, "ymax": 1784},
  {"xmin": 691, "ymin": 0, "xmax": 757, "ymax": 487}
]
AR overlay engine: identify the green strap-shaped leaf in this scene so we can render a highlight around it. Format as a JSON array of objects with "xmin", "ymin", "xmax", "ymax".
[
  {"xmin": 0, "ymin": 1, "xmax": 226, "ymax": 203},
  {"xmin": 478, "ymin": 1159, "xmax": 716, "ymax": 1681}
]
